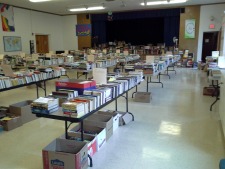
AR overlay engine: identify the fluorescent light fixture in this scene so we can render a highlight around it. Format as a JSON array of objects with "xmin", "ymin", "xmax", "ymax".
[
  {"xmin": 29, "ymin": 0, "xmax": 51, "ymax": 2},
  {"xmin": 69, "ymin": 8, "xmax": 87, "ymax": 12},
  {"xmin": 141, "ymin": 0, "xmax": 187, "ymax": 6},
  {"xmin": 69, "ymin": 6, "xmax": 105, "ymax": 12},
  {"xmin": 87, "ymin": 6, "xmax": 105, "ymax": 10},
  {"xmin": 169, "ymin": 0, "xmax": 187, "ymax": 4},
  {"xmin": 141, "ymin": 1, "xmax": 164, "ymax": 5}
]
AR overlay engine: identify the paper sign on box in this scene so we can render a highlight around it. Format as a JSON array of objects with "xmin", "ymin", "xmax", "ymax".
[{"xmin": 93, "ymin": 68, "xmax": 107, "ymax": 85}]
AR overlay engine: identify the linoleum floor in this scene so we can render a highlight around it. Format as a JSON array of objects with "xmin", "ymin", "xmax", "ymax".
[{"xmin": 0, "ymin": 68, "xmax": 224, "ymax": 169}]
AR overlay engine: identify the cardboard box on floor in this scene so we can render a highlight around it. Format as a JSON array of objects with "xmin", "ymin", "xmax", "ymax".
[
  {"xmin": 134, "ymin": 92, "xmax": 151, "ymax": 103},
  {"xmin": 84, "ymin": 114, "xmax": 113, "ymax": 141},
  {"xmin": 95, "ymin": 110, "xmax": 119, "ymax": 132},
  {"xmin": 71, "ymin": 122, "xmax": 106, "ymax": 152},
  {"xmin": 42, "ymin": 138, "xmax": 88, "ymax": 169},
  {"xmin": 67, "ymin": 132, "xmax": 97, "ymax": 157},
  {"xmin": 117, "ymin": 111, "xmax": 133, "ymax": 126},
  {"xmin": 0, "ymin": 106, "xmax": 9, "ymax": 119},
  {"xmin": 0, "ymin": 115, "xmax": 22, "ymax": 131},
  {"xmin": 9, "ymin": 100, "xmax": 37, "ymax": 124}
]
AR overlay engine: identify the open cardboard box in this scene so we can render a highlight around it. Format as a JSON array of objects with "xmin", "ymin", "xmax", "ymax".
[
  {"xmin": 95, "ymin": 110, "xmax": 119, "ymax": 132},
  {"xmin": 66, "ymin": 132, "xmax": 97, "ymax": 157},
  {"xmin": 84, "ymin": 114, "xmax": 113, "ymax": 141},
  {"xmin": 9, "ymin": 100, "xmax": 37, "ymax": 124},
  {"xmin": 0, "ymin": 115, "xmax": 22, "ymax": 131},
  {"xmin": 71, "ymin": 122, "xmax": 106, "ymax": 152},
  {"xmin": 117, "ymin": 111, "xmax": 133, "ymax": 126},
  {"xmin": 42, "ymin": 138, "xmax": 88, "ymax": 169}
]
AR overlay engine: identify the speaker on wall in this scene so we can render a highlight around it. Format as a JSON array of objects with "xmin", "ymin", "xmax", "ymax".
[
  {"xmin": 180, "ymin": 8, "xmax": 185, "ymax": 13},
  {"xmin": 86, "ymin": 14, "xmax": 90, "ymax": 19}
]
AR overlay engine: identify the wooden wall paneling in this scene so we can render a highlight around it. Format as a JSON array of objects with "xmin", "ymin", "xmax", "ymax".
[
  {"xmin": 77, "ymin": 14, "xmax": 92, "ymax": 50},
  {"xmin": 179, "ymin": 6, "xmax": 200, "ymax": 60}
]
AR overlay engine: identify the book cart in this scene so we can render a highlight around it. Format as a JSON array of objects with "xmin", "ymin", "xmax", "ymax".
[{"xmin": 32, "ymin": 82, "xmax": 137, "ymax": 167}]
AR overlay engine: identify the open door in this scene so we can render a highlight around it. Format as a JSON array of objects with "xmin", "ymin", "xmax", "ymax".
[
  {"xmin": 35, "ymin": 35, "xmax": 49, "ymax": 53},
  {"xmin": 201, "ymin": 31, "xmax": 218, "ymax": 62}
]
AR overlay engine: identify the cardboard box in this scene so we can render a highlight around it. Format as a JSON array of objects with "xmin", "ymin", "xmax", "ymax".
[
  {"xmin": 56, "ymin": 79, "xmax": 96, "ymax": 95},
  {"xmin": 0, "ymin": 115, "xmax": 22, "ymax": 131},
  {"xmin": 71, "ymin": 123, "xmax": 106, "ymax": 151},
  {"xmin": 67, "ymin": 132, "xmax": 97, "ymax": 157},
  {"xmin": 42, "ymin": 138, "xmax": 88, "ymax": 169},
  {"xmin": 134, "ymin": 92, "xmax": 151, "ymax": 103},
  {"xmin": 9, "ymin": 100, "xmax": 37, "ymax": 124},
  {"xmin": 117, "ymin": 111, "xmax": 133, "ymax": 126},
  {"xmin": 203, "ymin": 87, "xmax": 217, "ymax": 96},
  {"xmin": 96, "ymin": 110, "xmax": 119, "ymax": 132},
  {"xmin": 0, "ymin": 106, "xmax": 9, "ymax": 119},
  {"xmin": 84, "ymin": 114, "xmax": 113, "ymax": 141}
]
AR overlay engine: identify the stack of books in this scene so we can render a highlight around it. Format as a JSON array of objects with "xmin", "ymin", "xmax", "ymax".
[
  {"xmin": 62, "ymin": 101, "xmax": 85, "ymax": 117},
  {"xmin": 31, "ymin": 97, "xmax": 59, "ymax": 114}
]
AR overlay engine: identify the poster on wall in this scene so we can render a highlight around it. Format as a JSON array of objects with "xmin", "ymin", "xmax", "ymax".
[
  {"xmin": 0, "ymin": 3, "xmax": 15, "ymax": 32},
  {"xmin": 76, "ymin": 24, "xmax": 91, "ymax": 36},
  {"xmin": 3, "ymin": 36, "xmax": 22, "ymax": 52},
  {"xmin": 185, "ymin": 19, "xmax": 195, "ymax": 39}
]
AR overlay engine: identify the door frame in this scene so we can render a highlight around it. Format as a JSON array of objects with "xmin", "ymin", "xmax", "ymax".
[
  {"xmin": 201, "ymin": 31, "xmax": 219, "ymax": 62},
  {"xmin": 35, "ymin": 34, "xmax": 50, "ymax": 53}
]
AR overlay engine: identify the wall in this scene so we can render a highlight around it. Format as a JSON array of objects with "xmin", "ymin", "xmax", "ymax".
[
  {"xmin": 77, "ymin": 14, "xmax": 92, "ymax": 50},
  {"xmin": 197, "ymin": 3, "xmax": 225, "ymax": 61},
  {"xmin": 179, "ymin": 6, "xmax": 200, "ymax": 60},
  {"xmin": 62, "ymin": 15, "xmax": 78, "ymax": 50},
  {"xmin": 220, "ymin": 16, "xmax": 225, "ymax": 56},
  {"xmin": 0, "ymin": 7, "xmax": 78, "ymax": 55}
]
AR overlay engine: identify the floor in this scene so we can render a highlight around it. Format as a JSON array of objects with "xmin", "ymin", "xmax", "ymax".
[{"xmin": 0, "ymin": 68, "xmax": 224, "ymax": 169}]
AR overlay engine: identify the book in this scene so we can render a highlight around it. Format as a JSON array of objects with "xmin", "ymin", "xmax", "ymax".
[
  {"xmin": 32, "ymin": 97, "xmax": 59, "ymax": 108},
  {"xmin": 32, "ymin": 106, "xmax": 58, "ymax": 114}
]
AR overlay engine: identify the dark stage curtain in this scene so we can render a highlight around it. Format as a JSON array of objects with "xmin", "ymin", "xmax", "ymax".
[
  {"xmin": 164, "ymin": 16, "xmax": 180, "ymax": 46},
  {"xmin": 106, "ymin": 18, "xmax": 164, "ymax": 45},
  {"xmin": 91, "ymin": 8, "xmax": 181, "ymax": 45}
]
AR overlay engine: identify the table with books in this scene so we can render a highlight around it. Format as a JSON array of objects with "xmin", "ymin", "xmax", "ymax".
[
  {"xmin": 0, "ymin": 67, "xmax": 64, "ymax": 97},
  {"xmin": 31, "ymin": 75, "xmax": 141, "ymax": 168},
  {"xmin": 32, "ymin": 76, "xmax": 140, "ymax": 139}
]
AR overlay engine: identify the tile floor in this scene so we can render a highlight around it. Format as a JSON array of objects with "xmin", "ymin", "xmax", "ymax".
[{"xmin": 0, "ymin": 68, "xmax": 224, "ymax": 169}]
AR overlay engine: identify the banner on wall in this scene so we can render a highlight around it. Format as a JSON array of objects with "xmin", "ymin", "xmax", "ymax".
[
  {"xmin": 185, "ymin": 19, "xmax": 195, "ymax": 39},
  {"xmin": 0, "ymin": 3, "xmax": 15, "ymax": 32},
  {"xmin": 76, "ymin": 24, "xmax": 91, "ymax": 36}
]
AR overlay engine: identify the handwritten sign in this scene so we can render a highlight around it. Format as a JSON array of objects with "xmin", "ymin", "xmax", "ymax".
[{"xmin": 76, "ymin": 24, "xmax": 91, "ymax": 36}]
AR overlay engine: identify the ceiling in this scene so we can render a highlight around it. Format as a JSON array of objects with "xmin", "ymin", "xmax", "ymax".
[{"xmin": 0, "ymin": 0, "xmax": 225, "ymax": 15}]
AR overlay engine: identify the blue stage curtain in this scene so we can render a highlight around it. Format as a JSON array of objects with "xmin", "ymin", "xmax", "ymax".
[
  {"xmin": 164, "ymin": 16, "xmax": 180, "ymax": 46},
  {"xmin": 92, "ymin": 21, "xmax": 107, "ymax": 44},
  {"xmin": 91, "ymin": 8, "xmax": 181, "ymax": 45}
]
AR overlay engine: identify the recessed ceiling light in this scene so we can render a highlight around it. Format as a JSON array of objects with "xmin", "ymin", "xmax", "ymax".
[{"xmin": 29, "ymin": 0, "xmax": 51, "ymax": 2}]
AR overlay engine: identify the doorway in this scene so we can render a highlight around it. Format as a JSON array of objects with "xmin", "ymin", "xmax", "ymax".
[
  {"xmin": 35, "ymin": 35, "xmax": 49, "ymax": 53},
  {"xmin": 201, "ymin": 31, "xmax": 218, "ymax": 62}
]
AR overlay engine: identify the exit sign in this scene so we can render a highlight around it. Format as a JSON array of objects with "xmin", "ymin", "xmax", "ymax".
[{"xmin": 209, "ymin": 24, "xmax": 215, "ymax": 29}]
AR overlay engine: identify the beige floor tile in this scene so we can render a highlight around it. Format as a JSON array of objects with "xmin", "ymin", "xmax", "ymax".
[{"xmin": 0, "ymin": 68, "xmax": 224, "ymax": 169}]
